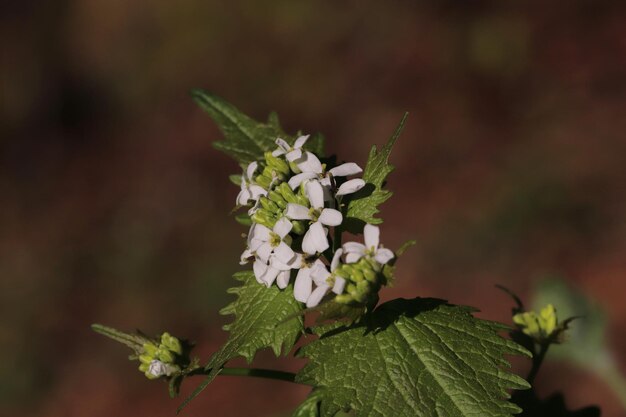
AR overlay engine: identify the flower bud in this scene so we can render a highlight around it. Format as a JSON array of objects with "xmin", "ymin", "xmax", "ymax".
[
  {"xmin": 268, "ymin": 191, "xmax": 287, "ymax": 208},
  {"xmin": 156, "ymin": 348, "xmax": 175, "ymax": 363},
  {"xmin": 160, "ymin": 332, "xmax": 183, "ymax": 355},
  {"xmin": 264, "ymin": 152, "xmax": 290, "ymax": 176},
  {"xmin": 277, "ymin": 182, "xmax": 299, "ymax": 204},
  {"xmin": 259, "ymin": 196, "xmax": 280, "ymax": 214}
]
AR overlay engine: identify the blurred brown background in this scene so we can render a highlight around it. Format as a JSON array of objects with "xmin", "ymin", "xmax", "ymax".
[{"xmin": 1, "ymin": 1, "xmax": 625, "ymax": 416}]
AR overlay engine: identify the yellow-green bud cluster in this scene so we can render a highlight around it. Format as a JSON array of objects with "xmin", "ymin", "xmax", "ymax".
[
  {"xmin": 254, "ymin": 152, "xmax": 291, "ymax": 189},
  {"xmin": 333, "ymin": 257, "xmax": 387, "ymax": 305},
  {"xmin": 138, "ymin": 332, "xmax": 183, "ymax": 379},
  {"xmin": 252, "ymin": 182, "xmax": 309, "ymax": 232},
  {"xmin": 513, "ymin": 304, "xmax": 558, "ymax": 342}
]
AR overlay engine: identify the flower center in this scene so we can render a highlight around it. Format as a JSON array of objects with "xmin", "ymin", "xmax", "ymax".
[
  {"xmin": 269, "ymin": 232, "xmax": 282, "ymax": 248},
  {"xmin": 308, "ymin": 208, "xmax": 321, "ymax": 222}
]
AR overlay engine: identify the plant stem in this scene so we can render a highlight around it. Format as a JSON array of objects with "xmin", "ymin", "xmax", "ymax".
[
  {"xmin": 189, "ymin": 367, "xmax": 300, "ymax": 384},
  {"xmin": 527, "ymin": 342, "xmax": 550, "ymax": 385}
]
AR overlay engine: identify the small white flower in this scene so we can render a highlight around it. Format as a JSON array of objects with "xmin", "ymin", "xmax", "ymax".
[
  {"xmin": 272, "ymin": 135, "xmax": 309, "ymax": 162},
  {"xmin": 287, "ymin": 152, "xmax": 365, "ymax": 197},
  {"xmin": 253, "ymin": 259, "xmax": 293, "ymax": 288},
  {"xmin": 148, "ymin": 360, "xmax": 176, "ymax": 378},
  {"xmin": 342, "ymin": 224, "xmax": 394, "ymax": 265},
  {"xmin": 293, "ymin": 258, "xmax": 326, "ymax": 303},
  {"xmin": 306, "ymin": 249, "xmax": 345, "ymax": 307},
  {"xmin": 249, "ymin": 217, "xmax": 296, "ymax": 264},
  {"xmin": 285, "ymin": 181, "xmax": 342, "ymax": 255},
  {"xmin": 236, "ymin": 161, "xmax": 267, "ymax": 206}
]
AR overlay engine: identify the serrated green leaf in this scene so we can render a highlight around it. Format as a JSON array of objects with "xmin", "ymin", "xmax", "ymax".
[
  {"xmin": 179, "ymin": 271, "xmax": 305, "ymax": 412},
  {"xmin": 296, "ymin": 297, "xmax": 530, "ymax": 417},
  {"xmin": 346, "ymin": 113, "xmax": 407, "ymax": 225},
  {"xmin": 192, "ymin": 90, "xmax": 293, "ymax": 165}
]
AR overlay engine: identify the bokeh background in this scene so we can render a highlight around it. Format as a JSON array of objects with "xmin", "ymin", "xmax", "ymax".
[{"xmin": 2, "ymin": 1, "xmax": 625, "ymax": 416}]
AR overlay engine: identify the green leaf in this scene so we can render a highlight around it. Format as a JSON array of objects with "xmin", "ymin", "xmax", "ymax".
[
  {"xmin": 296, "ymin": 297, "xmax": 530, "ymax": 417},
  {"xmin": 346, "ymin": 113, "xmax": 407, "ymax": 225},
  {"xmin": 192, "ymin": 90, "xmax": 293, "ymax": 165},
  {"xmin": 179, "ymin": 271, "xmax": 305, "ymax": 412}
]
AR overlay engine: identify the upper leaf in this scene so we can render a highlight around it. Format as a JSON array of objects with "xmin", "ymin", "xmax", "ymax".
[
  {"xmin": 346, "ymin": 113, "xmax": 407, "ymax": 225},
  {"xmin": 193, "ymin": 91, "xmax": 324, "ymax": 164},
  {"xmin": 295, "ymin": 297, "xmax": 530, "ymax": 417},
  {"xmin": 192, "ymin": 90, "xmax": 292, "ymax": 165},
  {"xmin": 179, "ymin": 271, "xmax": 305, "ymax": 412}
]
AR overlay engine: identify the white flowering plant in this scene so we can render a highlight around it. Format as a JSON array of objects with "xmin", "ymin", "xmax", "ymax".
[{"xmin": 93, "ymin": 92, "xmax": 589, "ymax": 417}]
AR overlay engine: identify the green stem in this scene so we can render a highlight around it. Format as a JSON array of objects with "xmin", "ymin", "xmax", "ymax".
[
  {"xmin": 189, "ymin": 367, "xmax": 300, "ymax": 384},
  {"xmin": 527, "ymin": 342, "xmax": 550, "ymax": 385}
]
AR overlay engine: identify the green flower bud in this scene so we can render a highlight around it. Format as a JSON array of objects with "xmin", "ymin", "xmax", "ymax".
[
  {"xmin": 351, "ymin": 269, "xmax": 365, "ymax": 283},
  {"xmin": 139, "ymin": 354, "xmax": 153, "ymax": 365},
  {"xmin": 161, "ymin": 332, "xmax": 182, "ymax": 355},
  {"xmin": 259, "ymin": 196, "xmax": 280, "ymax": 213},
  {"xmin": 142, "ymin": 342, "xmax": 158, "ymax": 356},
  {"xmin": 363, "ymin": 269, "xmax": 377, "ymax": 283},
  {"xmin": 268, "ymin": 190, "xmax": 287, "ymax": 206},
  {"xmin": 264, "ymin": 152, "xmax": 290, "ymax": 175},
  {"xmin": 277, "ymin": 183, "xmax": 299, "ymax": 204},
  {"xmin": 288, "ymin": 161, "xmax": 301, "ymax": 174},
  {"xmin": 513, "ymin": 304, "xmax": 559, "ymax": 341},
  {"xmin": 156, "ymin": 348, "xmax": 175, "ymax": 363},
  {"xmin": 255, "ymin": 173, "xmax": 273, "ymax": 189},
  {"xmin": 251, "ymin": 209, "xmax": 276, "ymax": 229},
  {"xmin": 291, "ymin": 220, "xmax": 305, "ymax": 235},
  {"xmin": 335, "ymin": 294, "xmax": 353, "ymax": 304}
]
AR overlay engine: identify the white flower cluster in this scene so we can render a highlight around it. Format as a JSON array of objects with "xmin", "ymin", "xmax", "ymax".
[{"xmin": 237, "ymin": 135, "xmax": 394, "ymax": 308}]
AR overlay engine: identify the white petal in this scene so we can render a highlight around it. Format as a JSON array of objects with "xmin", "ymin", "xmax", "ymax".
[
  {"xmin": 331, "ymin": 248, "xmax": 343, "ymax": 271},
  {"xmin": 286, "ymin": 149, "xmax": 303, "ymax": 162},
  {"xmin": 302, "ymin": 222, "xmax": 329, "ymax": 254},
  {"xmin": 253, "ymin": 224, "xmax": 271, "ymax": 241},
  {"xmin": 273, "ymin": 217, "xmax": 293, "ymax": 238},
  {"xmin": 375, "ymin": 248, "xmax": 395, "ymax": 265},
  {"xmin": 272, "ymin": 148, "xmax": 286, "ymax": 157},
  {"xmin": 285, "ymin": 203, "xmax": 311, "ymax": 220},
  {"xmin": 289, "ymin": 252, "xmax": 304, "ymax": 269},
  {"xmin": 253, "ymin": 260, "xmax": 268, "ymax": 284},
  {"xmin": 332, "ymin": 277, "xmax": 346, "ymax": 294},
  {"xmin": 248, "ymin": 185, "xmax": 267, "ymax": 200},
  {"xmin": 246, "ymin": 161, "xmax": 258, "ymax": 180},
  {"xmin": 274, "ymin": 241, "xmax": 295, "ymax": 264},
  {"xmin": 249, "ymin": 238, "xmax": 265, "ymax": 252},
  {"xmin": 237, "ymin": 189, "xmax": 251, "ymax": 206},
  {"xmin": 294, "ymin": 135, "xmax": 309, "ymax": 149},
  {"xmin": 306, "ymin": 181, "xmax": 325, "ymax": 209},
  {"xmin": 270, "ymin": 256, "xmax": 292, "ymax": 271},
  {"xmin": 336, "ymin": 179, "xmax": 366, "ymax": 196},
  {"xmin": 288, "ymin": 172, "xmax": 317, "ymax": 190},
  {"xmin": 240, "ymin": 248, "xmax": 253, "ymax": 265},
  {"xmin": 319, "ymin": 209, "xmax": 342, "ymax": 226},
  {"xmin": 276, "ymin": 270, "xmax": 290, "ymax": 289},
  {"xmin": 293, "ymin": 269, "xmax": 312, "ymax": 302},
  {"xmin": 275, "ymin": 138, "xmax": 290, "ymax": 152},
  {"xmin": 297, "ymin": 152, "xmax": 323, "ymax": 174},
  {"xmin": 306, "ymin": 285, "xmax": 329, "ymax": 308},
  {"xmin": 148, "ymin": 360, "xmax": 167, "ymax": 377},
  {"xmin": 342, "ymin": 242, "xmax": 366, "ymax": 255},
  {"xmin": 345, "ymin": 252, "xmax": 363, "ymax": 263},
  {"xmin": 261, "ymin": 266, "xmax": 280, "ymax": 287},
  {"xmin": 310, "ymin": 265, "xmax": 331, "ymax": 286},
  {"xmin": 364, "ymin": 224, "xmax": 380, "ymax": 250},
  {"xmin": 328, "ymin": 162, "xmax": 362, "ymax": 177},
  {"xmin": 256, "ymin": 242, "xmax": 273, "ymax": 263}
]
